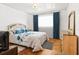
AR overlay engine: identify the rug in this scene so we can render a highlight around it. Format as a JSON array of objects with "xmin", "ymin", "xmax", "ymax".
[{"xmin": 42, "ymin": 40, "xmax": 53, "ymax": 50}]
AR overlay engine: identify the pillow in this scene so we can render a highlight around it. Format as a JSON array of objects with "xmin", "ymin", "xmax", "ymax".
[
  {"xmin": 21, "ymin": 28, "xmax": 28, "ymax": 32},
  {"xmin": 21, "ymin": 28, "xmax": 25, "ymax": 33},
  {"xmin": 25, "ymin": 29, "xmax": 28, "ymax": 32},
  {"xmin": 14, "ymin": 28, "xmax": 28, "ymax": 34},
  {"xmin": 15, "ymin": 29, "xmax": 21, "ymax": 34},
  {"xmin": 21, "ymin": 27, "xmax": 31, "ymax": 32}
]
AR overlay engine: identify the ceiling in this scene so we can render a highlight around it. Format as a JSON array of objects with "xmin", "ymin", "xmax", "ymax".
[{"xmin": 2, "ymin": 3, "xmax": 68, "ymax": 15}]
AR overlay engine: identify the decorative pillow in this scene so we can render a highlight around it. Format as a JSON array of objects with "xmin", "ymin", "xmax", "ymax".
[
  {"xmin": 15, "ymin": 29, "xmax": 21, "ymax": 34},
  {"xmin": 21, "ymin": 28, "xmax": 25, "ymax": 33},
  {"xmin": 14, "ymin": 28, "xmax": 28, "ymax": 34},
  {"xmin": 21, "ymin": 28, "xmax": 28, "ymax": 32}
]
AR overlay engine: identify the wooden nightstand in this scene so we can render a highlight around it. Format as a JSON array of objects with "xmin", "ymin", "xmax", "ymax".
[{"xmin": 0, "ymin": 46, "xmax": 18, "ymax": 55}]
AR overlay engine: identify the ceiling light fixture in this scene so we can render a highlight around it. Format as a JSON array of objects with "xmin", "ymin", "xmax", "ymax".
[
  {"xmin": 32, "ymin": 0, "xmax": 38, "ymax": 11},
  {"xmin": 32, "ymin": 3, "xmax": 38, "ymax": 11}
]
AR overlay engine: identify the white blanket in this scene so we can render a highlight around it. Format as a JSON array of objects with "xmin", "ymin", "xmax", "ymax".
[{"xmin": 9, "ymin": 31, "xmax": 49, "ymax": 52}]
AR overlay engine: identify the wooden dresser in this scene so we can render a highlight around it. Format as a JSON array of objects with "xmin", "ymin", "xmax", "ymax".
[{"xmin": 62, "ymin": 34, "xmax": 78, "ymax": 55}]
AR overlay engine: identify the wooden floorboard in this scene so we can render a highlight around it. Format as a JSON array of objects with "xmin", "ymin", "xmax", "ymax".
[{"xmin": 10, "ymin": 38, "xmax": 62, "ymax": 55}]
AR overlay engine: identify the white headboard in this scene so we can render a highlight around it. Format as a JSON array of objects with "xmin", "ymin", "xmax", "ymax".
[{"xmin": 8, "ymin": 23, "xmax": 26, "ymax": 31}]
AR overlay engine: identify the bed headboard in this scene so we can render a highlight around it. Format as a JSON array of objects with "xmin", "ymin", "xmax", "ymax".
[{"xmin": 8, "ymin": 23, "xmax": 26, "ymax": 31}]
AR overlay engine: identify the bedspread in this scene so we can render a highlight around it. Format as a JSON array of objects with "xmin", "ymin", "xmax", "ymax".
[{"xmin": 9, "ymin": 31, "xmax": 49, "ymax": 52}]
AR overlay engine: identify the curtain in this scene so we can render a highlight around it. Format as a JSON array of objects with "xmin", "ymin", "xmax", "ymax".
[
  {"xmin": 33, "ymin": 15, "xmax": 38, "ymax": 31},
  {"xmin": 53, "ymin": 12, "xmax": 60, "ymax": 39}
]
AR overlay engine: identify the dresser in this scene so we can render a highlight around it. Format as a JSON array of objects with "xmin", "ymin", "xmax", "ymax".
[{"xmin": 62, "ymin": 34, "xmax": 78, "ymax": 55}]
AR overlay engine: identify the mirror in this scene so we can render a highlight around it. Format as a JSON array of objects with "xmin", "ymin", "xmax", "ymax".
[{"xmin": 68, "ymin": 11, "xmax": 75, "ymax": 35}]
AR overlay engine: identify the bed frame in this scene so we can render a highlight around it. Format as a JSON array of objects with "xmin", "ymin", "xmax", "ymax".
[{"xmin": 8, "ymin": 23, "xmax": 26, "ymax": 31}]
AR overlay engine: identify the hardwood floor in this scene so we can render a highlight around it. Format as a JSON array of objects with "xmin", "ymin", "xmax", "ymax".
[
  {"xmin": 48, "ymin": 38, "xmax": 62, "ymax": 54},
  {"xmin": 18, "ymin": 38, "xmax": 62, "ymax": 55}
]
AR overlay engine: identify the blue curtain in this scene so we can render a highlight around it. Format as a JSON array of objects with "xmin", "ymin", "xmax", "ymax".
[
  {"xmin": 33, "ymin": 15, "xmax": 38, "ymax": 31},
  {"xmin": 53, "ymin": 12, "xmax": 60, "ymax": 39}
]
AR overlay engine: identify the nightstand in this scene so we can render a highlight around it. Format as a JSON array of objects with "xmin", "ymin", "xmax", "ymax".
[{"xmin": 0, "ymin": 46, "xmax": 18, "ymax": 55}]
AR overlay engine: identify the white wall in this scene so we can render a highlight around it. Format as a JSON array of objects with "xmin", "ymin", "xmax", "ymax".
[
  {"xmin": 0, "ymin": 4, "xmax": 27, "ymax": 30},
  {"xmin": 59, "ymin": 4, "xmax": 79, "ymax": 38},
  {"xmin": 58, "ymin": 3, "xmax": 79, "ymax": 38},
  {"xmin": 26, "ymin": 14, "xmax": 33, "ymax": 30},
  {"xmin": 59, "ymin": 10, "xmax": 68, "ymax": 39},
  {"xmin": 60, "ymin": 10, "xmax": 68, "ymax": 32}
]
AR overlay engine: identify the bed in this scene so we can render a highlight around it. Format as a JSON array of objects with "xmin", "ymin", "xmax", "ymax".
[{"xmin": 8, "ymin": 23, "xmax": 49, "ymax": 52}]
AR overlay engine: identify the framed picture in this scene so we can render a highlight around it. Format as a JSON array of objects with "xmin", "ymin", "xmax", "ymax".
[{"xmin": 68, "ymin": 11, "xmax": 75, "ymax": 35}]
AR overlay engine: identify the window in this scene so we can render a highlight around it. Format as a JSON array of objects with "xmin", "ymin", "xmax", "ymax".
[{"xmin": 38, "ymin": 14, "xmax": 53, "ymax": 27}]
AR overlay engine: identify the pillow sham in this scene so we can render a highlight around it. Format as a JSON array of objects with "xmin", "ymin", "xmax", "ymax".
[
  {"xmin": 14, "ymin": 28, "xmax": 28, "ymax": 34},
  {"xmin": 15, "ymin": 29, "xmax": 20, "ymax": 34}
]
